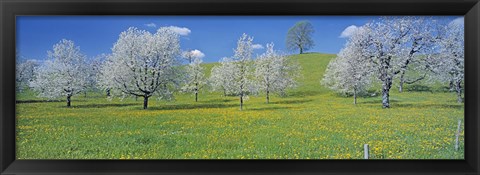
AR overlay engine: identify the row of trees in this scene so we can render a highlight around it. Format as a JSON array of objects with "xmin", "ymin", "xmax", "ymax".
[
  {"xmin": 17, "ymin": 18, "xmax": 463, "ymax": 109},
  {"xmin": 322, "ymin": 17, "xmax": 464, "ymax": 108},
  {"xmin": 209, "ymin": 34, "xmax": 300, "ymax": 110},
  {"xmin": 17, "ymin": 28, "xmax": 301, "ymax": 110}
]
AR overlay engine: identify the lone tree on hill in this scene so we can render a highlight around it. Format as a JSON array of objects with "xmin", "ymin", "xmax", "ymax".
[
  {"xmin": 30, "ymin": 39, "xmax": 88, "ymax": 107},
  {"xmin": 286, "ymin": 20, "xmax": 315, "ymax": 54},
  {"xmin": 98, "ymin": 27, "xmax": 181, "ymax": 109}
]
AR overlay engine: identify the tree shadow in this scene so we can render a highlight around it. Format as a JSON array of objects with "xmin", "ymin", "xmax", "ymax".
[
  {"xmin": 364, "ymin": 90, "xmax": 380, "ymax": 98},
  {"xmin": 148, "ymin": 103, "xmax": 238, "ymax": 110},
  {"xmin": 405, "ymin": 84, "xmax": 433, "ymax": 93},
  {"xmin": 249, "ymin": 106, "xmax": 292, "ymax": 111},
  {"xmin": 269, "ymin": 99, "xmax": 313, "ymax": 104},
  {"xmin": 74, "ymin": 103, "xmax": 140, "ymax": 108},
  {"xmin": 203, "ymin": 98, "xmax": 235, "ymax": 103},
  {"xmin": 446, "ymin": 99, "xmax": 464, "ymax": 104},
  {"xmin": 393, "ymin": 103, "xmax": 463, "ymax": 109},
  {"xmin": 285, "ymin": 90, "xmax": 322, "ymax": 97},
  {"xmin": 16, "ymin": 99, "xmax": 85, "ymax": 104},
  {"xmin": 359, "ymin": 99, "xmax": 400, "ymax": 104}
]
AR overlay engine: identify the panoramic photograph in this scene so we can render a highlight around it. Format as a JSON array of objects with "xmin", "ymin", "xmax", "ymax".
[{"xmin": 15, "ymin": 16, "xmax": 464, "ymax": 159}]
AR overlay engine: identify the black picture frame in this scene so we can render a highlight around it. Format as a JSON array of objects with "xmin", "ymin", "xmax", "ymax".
[{"xmin": 1, "ymin": 0, "xmax": 479, "ymax": 174}]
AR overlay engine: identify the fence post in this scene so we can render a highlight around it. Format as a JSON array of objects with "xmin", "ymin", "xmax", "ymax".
[
  {"xmin": 455, "ymin": 119, "xmax": 462, "ymax": 151},
  {"xmin": 364, "ymin": 144, "xmax": 369, "ymax": 159}
]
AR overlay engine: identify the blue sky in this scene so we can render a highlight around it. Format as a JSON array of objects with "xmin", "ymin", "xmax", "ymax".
[{"xmin": 16, "ymin": 16, "xmax": 462, "ymax": 63}]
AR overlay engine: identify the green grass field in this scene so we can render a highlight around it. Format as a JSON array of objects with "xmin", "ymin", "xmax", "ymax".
[{"xmin": 16, "ymin": 53, "xmax": 464, "ymax": 159}]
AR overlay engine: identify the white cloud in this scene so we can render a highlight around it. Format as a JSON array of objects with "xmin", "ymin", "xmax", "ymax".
[
  {"xmin": 167, "ymin": 26, "xmax": 191, "ymax": 36},
  {"xmin": 252, "ymin": 44, "xmax": 264, "ymax": 49},
  {"xmin": 449, "ymin": 17, "xmax": 464, "ymax": 26},
  {"xmin": 339, "ymin": 25, "xmax": 359, "ymax": 38},
  {"xmin": 145, "ymin": 23, "xmax": 156, "ymax": 28},
  {"xmin": 189, "ymin": 49, "xmax": 205, "ymax": 59}
]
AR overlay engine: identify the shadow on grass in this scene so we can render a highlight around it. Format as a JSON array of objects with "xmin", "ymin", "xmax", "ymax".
[
  {"xmin": 148, "ymin": 103, "xmax": 238, "ymax": 110},
  {"xmin": 405, "ymin": 84, "xmax": 433, "ymax": 93},
  {"xmin": 74, "ymin": 103, "xmax": 140, "ymax": 108},
  {"xmin": 359, "ymin": 99, "xmax": 400, "ymax": 104},
  {"xmin": 16, "ymin": 99, "xmax": 85, "ymax": 104},
  {"xmin": 203, "ymin": 98, "xmax": 236, "ymax": 103},
  {"xmin": 269, "ymin": 99, "xmax": 313, "ymax": 104},
  {"xmin": 286, "ymin": 90, "xmax": 322, "ymax": 97},
  {"xmin": 393, "ymin": 103, "xmax": 463, "ymax": 109},
  {"xmin": 249, "ymin": 106, "xmax": 292, "ymax": 111},
  {"xmin": 447, "ymin": 98, "xmax": 464, "ymax": 104}
]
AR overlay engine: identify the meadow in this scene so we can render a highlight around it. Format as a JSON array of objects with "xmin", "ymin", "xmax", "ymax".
[{"xmin": 16, "ymin": 53, "xmax": 464, "ymax": 159}]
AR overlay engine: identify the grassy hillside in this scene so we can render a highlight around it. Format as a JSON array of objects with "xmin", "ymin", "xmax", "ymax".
[{"xmin": 16, "ymin": 53, "xmax": 464, "ymax": 159}]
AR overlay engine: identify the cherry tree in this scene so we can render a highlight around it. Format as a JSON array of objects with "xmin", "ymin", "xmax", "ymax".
[
  {"xmin": 209, "ymin": 57, "xmax": 238, "ymax": 97},
  {"xmin": 432, "ymin": 20, "xmax": 464, "ymax": 103},
  {"xmin": 232, "ymin": 33, "xmax": 256, "ymax": 110},
  {"xmin": 182, "ymin": 57, "xmax": 206, "ymax": 102},
  {"xmin": 322, "ymin": 27, "xmax": 373, "ymax": 104},
  {"xmin": 95, "ymin": 54, "xmax": 113, "ymax": 97},
  {"xmin": 30, "ymin": 39, "xmax": 88, "ymax": 107},
  {"xmin": 16, "ymin": 59, "xmax": 39, "ymax": 92},
  {"xmin": 255, "ymin": 43, "xmax": 300, "ymax": 103},
  {"xmin": 357, "ymin": 17, "xmax": 439, "ymax": 108},
  {"xmin": 98, "ymin": 27, "xmax": 181, "ymax": 109},
  {"xmin": 80, "ymin": 54, "xmax": 105, "ymax": 97},
  {"xmin": 395, "ymin": 17, "xmax": 439, "ymax": 92},
  {"xmin": 329, "ymin": 17, "xmax": 451, "ymax": 108}
]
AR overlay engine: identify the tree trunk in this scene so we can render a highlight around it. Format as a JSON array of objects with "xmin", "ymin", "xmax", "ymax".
[
  {"xmin": 67, "ymin": 95, "xmax": 71, "ymax": 107},
  {"xmin": 84, "ymin": 91, "xmax": 87, "ymax": 98},
  {"xmin": 382, "ymin": 78, "xmax": 392, "ymax": 108},
  {"xmin": 399, "ymin": 81, "xmax": 404, "ymax": 93},
  {"xmin": 223, "ymin": 88, "xmax": 226, "ymax": 97},
  {"xmin": 240, "ymin": 95, "xmax": 243, "ymax": 111},
  {"xmin": 353, "ymin": 88, "xmax": 357, "ymax": 105},
  {"xmin": 195, "ymin": 83, "xmax": 198, "ymax": 102},
  {"xmin": 299, "ymin": 46, "xmax": 303, "ymax": 54},
  {"xmin": 266, "ymin": 90, "xmax": 270, "ymax": 104},
  {"xmin": 195, "ymin": 89, "xmax": 198, "ymax": 102},
  {"xmin": 456, "ymin": 80, "xmax": 462, "ymax": 103},
  {"xmin": 143, "ymin": 95, "xmax": 149, "ymax": 109},
  {"xmin": 399, "ymin": 72, "xmax": 405, "ymax": 93},
  {"xmin": 106, "ymin": 88, "xmax": 110, "ymax": 97}
]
